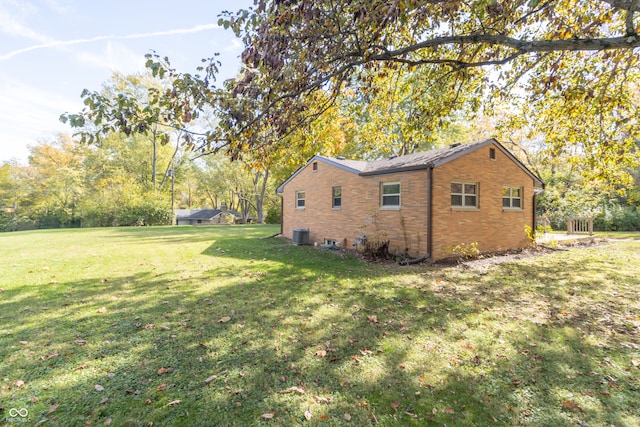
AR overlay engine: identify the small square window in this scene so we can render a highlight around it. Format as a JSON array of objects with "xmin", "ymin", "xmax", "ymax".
[
  {"xmin": 296, "ymin": 191, "xmax": 306, "ymax": 209},
  {"xmin": 451, "ymin": 182, "xmax": 478, "ymax": 208},
  {"xmin": 332, "ymin": 187, "xmax": 342, "ymax": 209},
  {"xmin": 502, "ymin": 187, "xmax": 522, "ymax": 209}
]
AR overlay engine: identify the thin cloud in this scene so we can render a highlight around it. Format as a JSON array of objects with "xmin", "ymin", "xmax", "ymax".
[{"xmin": 0, "ymin": 23, "xmax": 223, "ymax": 61}]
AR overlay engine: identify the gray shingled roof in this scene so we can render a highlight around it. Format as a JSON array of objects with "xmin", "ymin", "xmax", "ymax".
[
  {"xmin": 326, "ymin": 139, "xmax": 496, "ymax": 175},
  {"xmin": 176, "ymin": 209, "xmax": 242, "ymax": 220},
  {"xmin": 276, "ymin": 138, "xmax": 542, "ymax": 193}
]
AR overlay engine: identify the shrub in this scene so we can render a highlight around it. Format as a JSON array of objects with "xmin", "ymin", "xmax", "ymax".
[
  {"xmin": 0, "ymin": 212, "xmax": 36, "ymax": 232},
  {"xmin": 594, "ymin": 204, "xmax": 640, "ymax": 231},
  {"xmin": 446, "ymin": 241, "xmax": 480, "ymax": 260},
  {"xmin": 361, "ymin": 239, "xmax": 392, "ymax": 261},
  {"xmin": 265, "ymin": 205, "xmax": 281, "ymax": 224}
]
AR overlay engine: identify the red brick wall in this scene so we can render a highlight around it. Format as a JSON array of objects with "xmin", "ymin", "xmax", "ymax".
[
  {"xmin": 280, "ymin": 143, "xmax": 537, "ymax": 261},
  {"xmin": 430, "ymin": 144, "xmax": 536, "ymax": 260},
  {"xmin": 280, "ymin": 160, "xmax": 429, "ymax": 257}
]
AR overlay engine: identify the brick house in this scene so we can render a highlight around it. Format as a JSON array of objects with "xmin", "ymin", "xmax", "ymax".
[{"xmin": 276, "ymin": 138, "xmax": 544, "ymax": 262}]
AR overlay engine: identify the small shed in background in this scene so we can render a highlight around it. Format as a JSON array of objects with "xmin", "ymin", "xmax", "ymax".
[{"xmin": 175, "ymin": 207, "xmax": 242, "ymax": 225}]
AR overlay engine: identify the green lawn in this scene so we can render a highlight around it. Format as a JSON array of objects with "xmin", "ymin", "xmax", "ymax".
[{"xmin": 1, "ymin": 226, "xmax": 639, "ymax": 426}]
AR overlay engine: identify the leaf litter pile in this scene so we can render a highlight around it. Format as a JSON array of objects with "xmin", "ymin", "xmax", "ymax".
[{"xmin": 0, "ymin": 226, "xmax": 638, "ymax": 426}]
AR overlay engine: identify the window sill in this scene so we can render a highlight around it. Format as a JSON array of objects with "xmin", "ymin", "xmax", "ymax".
[
  {"xmin": 451, "ymin": 206, "xmax": 479, "ymax": 211},
  {"xmin": 380, "ymin": 206, "xmax": 401, "ymax": 211},
  {"xmin": 332, "ymin": 207, "xmax": 342, "ymax": 211},
  {"xmin": 296, "ymin": 207, "xmax": 305, "ymax": 210},
  {"xmin": 503, "ymin": 208, "xmax": 524, "ymax": 212}
]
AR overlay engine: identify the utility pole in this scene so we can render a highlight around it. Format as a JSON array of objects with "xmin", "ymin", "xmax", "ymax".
[{"xmin": 168, "ymin": 165, "xmax": 175, "ymax": 225}]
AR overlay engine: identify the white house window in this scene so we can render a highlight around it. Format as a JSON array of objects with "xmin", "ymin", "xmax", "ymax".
[
  {"xmin": 502, "ymin": 187, "xmax": 522, "ymax": 209},
  {"xmin": 381, "ymin": 182, "xmax": 401, "ymax": 208},
  {"xmin": 296, "ymin": 191, "xmax": 306, "ymax": 209},
  {"xmin": 451, "ymin": 182, "xmax": 478, "ymax": 208},
  {"xmin": 332, "ymin": 187, "xmax": 342, "ymax": 209}
]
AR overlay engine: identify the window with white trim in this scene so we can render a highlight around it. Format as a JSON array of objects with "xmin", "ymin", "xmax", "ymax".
[
  {"xmin": 451, "ymin": 182, "xmax": 478, "ymax": 208},
  {"xmin": 381, "ymin": 182, "xmax": 401, "ymax": 208},
  {"xmin": 502, "ymin": 187, "xmax": 522, "ymax": 209},
  {"xmin": 296, "ymin": 191, "xmax": 305, "ymax": 209},
  {"xmin": 332, "ymin": 186, "xmax": 342, "ymax": 209}
]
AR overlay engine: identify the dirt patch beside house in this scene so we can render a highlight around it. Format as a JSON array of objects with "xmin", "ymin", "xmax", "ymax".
[{"xmin": 452, "ymin": 236, "xmax": 609, "ymax": 271}]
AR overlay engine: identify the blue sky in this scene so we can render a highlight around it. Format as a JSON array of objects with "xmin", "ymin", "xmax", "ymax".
[{"xmin": 0, "ymin": 0, "xmax": 253, "ymax": 163}]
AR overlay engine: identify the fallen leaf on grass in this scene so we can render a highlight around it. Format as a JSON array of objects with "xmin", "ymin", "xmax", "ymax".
[
  {"xmin": 314, "ymin": 396, "xmax": 332, "ymax": 404},
  {"xmin": 260, "ymin": 412, "xmax": 275, "ymax": 420},
  {"xmin": 219, "ymin": 316, "xmax": 231, "ymax": 323},
  {"xmin": 443, "ymin": 407, "xmax": 455, "ymax": 414},
  {"xmin": 562, "ymin": 400, "xmax": 582, "ymax": 412},
  {"xmin": 75, "ymin": 339, "xmax": 88, "ymax": 345},
  {"xmin": 315, "ymin": 349, "xmax": 327, "ymax": 357},
  {"xmin": 13, "ymin": 380, "xmax": 24, "ymax": 387},
  {"xmin": 166, "ymin": 399, "xmax": 181, "ymax": 406},
  {"xmin": 160, "ymin": 325, "xmax": 171, "ymax": 331},
  {"xmin": 343, "ymin": 413, "xmax": 352, "ymax": 421},
  {"xmin": 144, "ymin": 324, "xmax": 156, "ymax": 330},
  {"xmin": 368, "ymin": 315, "xmax": 378, "ymax": 324},
  {"xmin": 97, "ymin": 307, "xmax": 107, "ymax": 314},
  {"xmin": 278, "ymin": 386, "xmax": 305, "ymax": 395},
  {"xmin": 631, "ymin": 358, "xmax": 640, "ymax": 367},
  {"xmin": 94, "ymin": 384, "xmax": 104, "ymax": 391},
  {"xmin": 43, "ymin": 351, "xmax": 59, "ymax": 360},
  {"xmin": 304, "ymin": 408, "xmax": 312, "ymax": 420},
  {"xmin": 99, "ymin": 398, "xmax": 109, "ymax": 404},
  {"xmin": 390, "ymin": 401, "xmax": 400, "ymax": 412},
  {"xmin": 157, "ymin": 367, "xmax": 173, "ymax": 375},
  {"xmin": 48, "ymin": 404, "xmax": 58, "ymax": 414},
  {"xmin": 204, "ymin": 374, "xmax": 218, "ymax": 383},
  {"xmin": 104, "ymin": 418, "xmax": 112, "ymax": 425},
  {"xmin": 19, "ymin": 340, "xmax": 28, "ymax": 345},
  {"xmin": 34, "ymin": 420, "xmax": 48, "ymax": 427},
  {"xmin": 157, "ymin": 383, "xmax": 167, "ymax": 391}
]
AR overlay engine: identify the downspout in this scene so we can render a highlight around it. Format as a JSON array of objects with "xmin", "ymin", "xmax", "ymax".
[
  {"xmin": 399, "ymin": 164, "xmax": 433, "ymax": 265},
  {"xmin": 277, "ymin": 189, "xmax": 283, "ymax": 236}
]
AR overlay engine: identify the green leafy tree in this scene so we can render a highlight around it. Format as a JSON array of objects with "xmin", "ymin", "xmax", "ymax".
[
  {"xmin": 20, "ymin": 135, "xmax": 87, "ymax": 228},
  {"xmin": 217, "ymin": 0, "xmax": 639, "ymax": 184},
  {"xmin": 60, "ymin": 69, "xmax": 205, "ymax": 190}
]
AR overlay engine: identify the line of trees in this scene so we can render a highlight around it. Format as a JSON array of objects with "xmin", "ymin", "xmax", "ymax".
[
  {"xmin": 4, "ymin": 1, "xmax": 640, "ymax": 232},
  {"xmin": 0, "ymin": 130, "xmax": 282, "ymax": 232}
]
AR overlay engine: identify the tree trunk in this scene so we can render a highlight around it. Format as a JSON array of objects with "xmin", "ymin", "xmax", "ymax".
[
  {"xmin": 254, "ymin": 169, "xmax": 269, "ymax": 224},
  {"xmin": 151, "ymin": 129, "xmax": 158, "ymax": 191}
]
